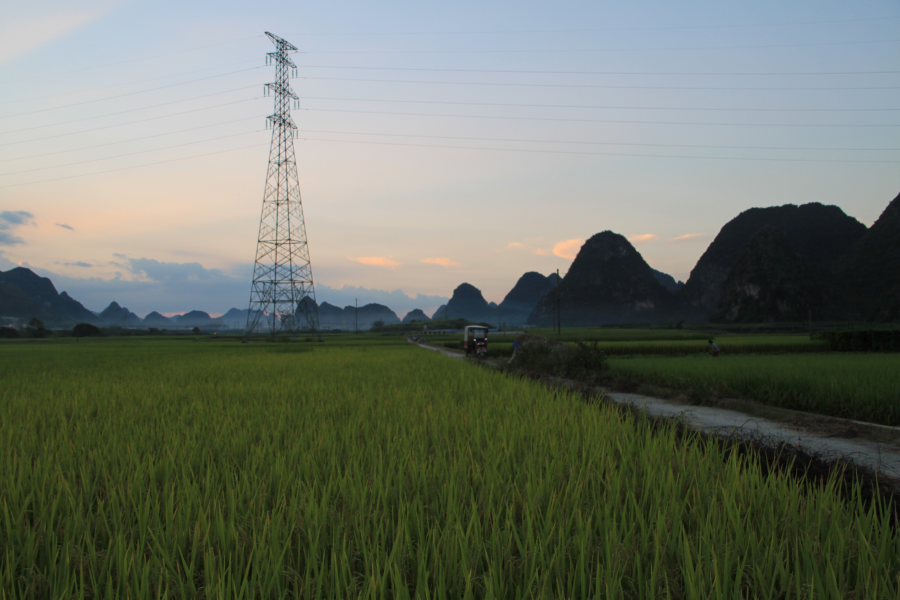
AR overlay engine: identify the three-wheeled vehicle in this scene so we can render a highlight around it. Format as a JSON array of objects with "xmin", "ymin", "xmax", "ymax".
[{"xmin": 463, "ymin": 326, "xmax": 488, "ymax": 358}]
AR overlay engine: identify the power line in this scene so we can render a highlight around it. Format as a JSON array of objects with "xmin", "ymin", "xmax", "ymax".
[
  {"xmin": 0, "ymin": 60, "xmax": 262, "ymax": 107},
  {"xmin": 292, "ymin": 128, "xmax": 899, "ymax": 152},
  {"xmin": 6, "ymin": 120, "xmax": 892, "ymax": 172},
  {"xmin": 0, "ymin": 130, "xmax": 264, "ymax": 177},
  {"xmin": 0, "ymin": 142, "xmax": 269, "ymax": 189},
  {"xmin": 0, "ymin": 116, "xmax": 263, "ymax": 163},
  {"xmin": 5, "ymin": 35, "xmax": 265, "ymax": 85},
  {"xmin": 297, "ymin": 135, "xmax": 900, "ymax": 163},
  {"xmin": 302, "ymin": 38, "xmax": 900, "ymax": 54},
  {"xmin": 286, "ymin": 15, "xmax": 900, "ymax": 36},
  {"xmin": 297, "ymin": 75, "xmax": 900, "ymax": 91},
  {"xmin": 0, "ymin": 99, "xmax": 262, "ymax": 148},
  {"xmin": 0, "ymin": 67, "xmax": 264, "ymax": 119},
  {"xmin": 4, "ymin": 132, "xmax": 894, "ymax": 191},
  {"xmin": 295, "ymin": 64, "xmax": 900, "ymax": 77},
  {"xmin": 0, "ymin": 86, "xmax": 264, "ymax": 135},
  {"xmin": 296, "ymin": 95, "xmax": 899, "ymax": 112},
  {"xmin": 300, "ymin": 107, "xmax": 900, "ymax": 127}
]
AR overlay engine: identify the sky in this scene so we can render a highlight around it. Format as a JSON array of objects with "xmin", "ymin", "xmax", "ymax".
[{"xmin": 0, "ymin": 0, "xmax": 898, "ymax": 317}]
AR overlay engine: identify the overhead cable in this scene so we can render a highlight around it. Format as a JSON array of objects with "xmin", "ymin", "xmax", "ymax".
[
  {"xmin": 0, "ymin": 67, "xmax": 265, "ymax": 119},
  {"xmin": 0, "ymin": 143, "xmax": 269, "ymax": 189},
  {"xmin": 295, "ymin": 95, "xmax": 899, "ymax": 112},
  {"xmin": 285, "ymin": 15, "xmax": 900, "ymax": 36},
  {"xmin": 296, "ymin": 136, "xmax": 900, "ymax": 163},
  {"xmin": 300, "ymin": 107, "xmax": 900, "ymax": 127},
  {"xmin": 296, "ymin": 76, "xmax": 900, "ymax": 91},
  {"xmin": 0, "ymin": 60, "xmax": 262, "ymax": 107},
  {"xmin": 0, "ymin": 99, "xmax": 262, "ymax": 147},
  {"xmin": 292, "ymin": 128, "xmax": 899, "ymax": 152},
  {"xmin": 6, "ymin": 35, "xmax": 265, "ymax": 84},
  {"xmin": 295, "ymin": 64, "xmax": 900, "ymax": 76},
  {"xmin": 302, "ymin": 38, "xmax": 900, "ymax": 54},
  {"xmin": 0, "ymin": 116, "xmax": 264, "ymax": 163},
  {"xmin": 0, "ymin": 130, "xmax": 264, "ymax": 176},
  {"xmin": 0, "ymin": 86, "xmax": 264, "ymax": 135}
]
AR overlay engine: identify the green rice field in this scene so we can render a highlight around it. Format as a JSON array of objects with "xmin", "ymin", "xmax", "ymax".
[
  {"xmin": 609, "ymin": 353, "xmax": 900, "ymax": 426},
  {"xmin": 2, "ymin": 337, "xmax": 900, "ymax": 598}
]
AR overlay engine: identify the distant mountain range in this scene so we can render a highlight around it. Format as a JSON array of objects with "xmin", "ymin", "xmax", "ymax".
[
  {"xmin": 0, "ymin": 271, "xmax": 407, "ymax": 331},
  {"xmin": 3, "ymin": 191, "xmax": 897, "ymax": 328}
]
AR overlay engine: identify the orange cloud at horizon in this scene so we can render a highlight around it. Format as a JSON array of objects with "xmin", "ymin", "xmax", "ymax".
[
  {"xmin": 421, "ymin": 257, "xmax": 460, "ymax": 267},
  {"xmin": 669, "ymin": 233, "xmax": 705, "ymax": 242},
  {"xmin": 349, "ymin": 256, "xmax": 400, "ymax": 268},
  {"xmin": 552, "ymin": 238, "xmax": 584, "ymax": 260},
  {"xmin": 628, "ymin": 233, "xmax": 657, "ymax": 243},
  {"xmin": 532, "ymin": 248, "xmax": 552, "ymax": 256}
]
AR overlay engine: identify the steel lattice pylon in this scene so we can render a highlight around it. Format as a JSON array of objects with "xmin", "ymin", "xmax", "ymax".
[{"xmin": 246, "ymin": 32, "xmax": 321, "ymax": 336}]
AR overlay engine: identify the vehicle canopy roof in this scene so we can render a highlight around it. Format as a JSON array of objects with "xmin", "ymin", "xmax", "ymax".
[{"xmin": 464, "ymin": 325, "xmax": 488, "ymax": 334}]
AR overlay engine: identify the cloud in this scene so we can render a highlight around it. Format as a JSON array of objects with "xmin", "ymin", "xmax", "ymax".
[
  {"xmin": 62, "ymin": 262, "xmax": 92, "ymax": 268},
  {"xmin": 532, "ymin": 248, "xmax": 553, "ymax": 256},
  {"xmin": 0, "ymin": 211, "xmax": 34, "ymax": 225},
  {"xmin": 27, "ymin": 258, "xmax": 449, "ymax": 316},
  {"xmin": 0, "ymin": 3, "xmax": 124, "ymax": 66},
  {"xmin": 669, "ymin": 233, "xmax": 706, "ymax": 242},
  {"xmin": 55, "ymin": 223, "xmax": 74, "ymax": 231},
  {"xmin": 128, "ymin": 257, "xmax": 227, "ymax": 282},
  {"xmin": 552, "ymin": 239, "xmax": 584, "ymax": 260},
  {"xmin": 30, "ymin": 258, "xmax": 252, "ymax": 315},
  {"xmin": 0, "ymin": 250, "xmax": 16, "ymax": 270},
  {"xmin": 421, "ymin": 257, "xmax": 460, "ymax": 267},
  {"xmin": 349, "ymin": 256, "xmax": 400, "ymax": 268},
  {"xmin": 0, "ymin": 210, "xmax": 35, "ymax": 246},
  {"xmin": 628, "ymin": 234, "xmax": 657, "ymax": 244},
  {"xmin": 507, "ymin": 242, "xmax": 525, "ymax": 249}
]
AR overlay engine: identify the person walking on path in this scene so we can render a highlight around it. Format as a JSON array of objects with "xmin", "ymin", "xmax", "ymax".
[{"xmin": 708, "ymin": 339, "xmax": 720, "ymax": 358}]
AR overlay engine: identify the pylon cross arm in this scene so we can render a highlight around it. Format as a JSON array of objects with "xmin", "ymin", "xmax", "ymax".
[{"xmin": 265, "ymin": 32, "xmax": 298, "ymax": 52}]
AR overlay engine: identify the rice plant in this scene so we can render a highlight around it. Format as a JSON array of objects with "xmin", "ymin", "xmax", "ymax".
[
  {"xmin": 1, "ymin": 339, "xmax": 898, "ymax": 598},
  {"xmin": 610, "ymin": 353, "xmax": 900, "ymax": 425}
]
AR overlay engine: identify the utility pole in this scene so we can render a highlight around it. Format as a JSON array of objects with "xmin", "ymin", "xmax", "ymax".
[
  {"xmin": 246, "ymin": 32, "xmax": 321, "ymax": 338},
  {"xmin": 355, "ymin": 298, "xmax": 358, "ymax": 333},
  {"xmin": 556, "ymin": 268, "xmax": 561, "ymax": 336}
]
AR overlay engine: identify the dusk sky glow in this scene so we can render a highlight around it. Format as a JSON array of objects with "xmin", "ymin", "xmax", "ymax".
[{"xmin": 1, "ymin": 1, "xmax": 898, "ymax": 316}]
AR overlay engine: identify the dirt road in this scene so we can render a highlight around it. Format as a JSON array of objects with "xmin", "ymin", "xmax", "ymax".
[{"xmin": 415, "ymin": 339, "xmax": 900, "ymax": 489}]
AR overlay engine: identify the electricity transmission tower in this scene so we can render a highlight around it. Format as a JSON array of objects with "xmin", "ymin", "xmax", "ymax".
[{"xmin": 246, "ymin": 32, "xmax": 321, "ymax": 336}]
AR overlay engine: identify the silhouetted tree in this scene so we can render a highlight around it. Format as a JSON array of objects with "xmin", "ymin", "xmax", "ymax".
[
  {"xmin": 73, "ymin": 323, "xmax": 102, "ymax": 338},
  {"xmin": 26, "ymin": 318, "xmax": 50, "ymax": 338}
]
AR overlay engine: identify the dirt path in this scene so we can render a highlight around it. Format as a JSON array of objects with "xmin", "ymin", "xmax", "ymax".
[
  {"xmin": 413, "ymin": 339, "xmax": 900, "ymax": 489},
  {"xmin": 603, "ymin": 390, "xmax": 900, "ymax": 483},
  {"xmin": 411, "ymin": 340, "xmax": 464, "ymax": 359}
]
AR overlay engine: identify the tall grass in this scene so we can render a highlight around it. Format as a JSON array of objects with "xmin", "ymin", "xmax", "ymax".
[
  {"xmin": 610, "ymin": 353, "xmax": 900, "ymax": 426},
  {"xmin": 1, "ymin": 339, "xmax": 899, "ymax": 598}
]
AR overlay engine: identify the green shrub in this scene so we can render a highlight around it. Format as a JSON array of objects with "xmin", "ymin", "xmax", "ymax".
[
  {"xmin": 509, "ymin": 338, "xmax": 607, "ymax": 380},
  {"xmin": 73, "ymin": 323, "xmax": 102, "ymax": 338},
  {"xmin": 822, "ymin": 329, "xmax": 900, "ymax": 352}
]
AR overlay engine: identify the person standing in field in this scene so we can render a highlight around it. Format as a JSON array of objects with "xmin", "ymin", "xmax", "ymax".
[{"xmin": 708, "ymin": 339, "xmax": 720, "ymax": 357}]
